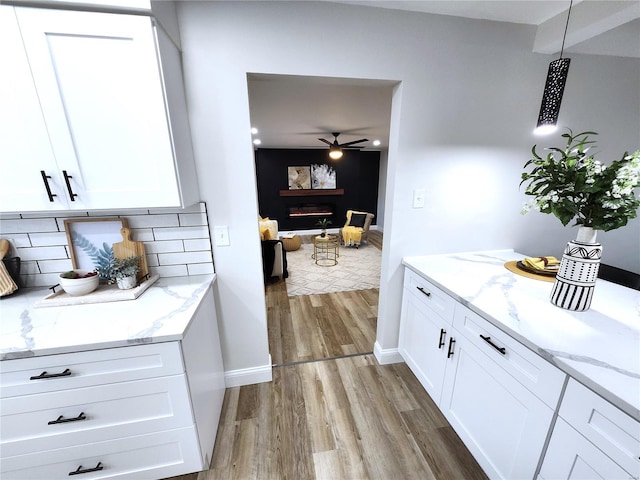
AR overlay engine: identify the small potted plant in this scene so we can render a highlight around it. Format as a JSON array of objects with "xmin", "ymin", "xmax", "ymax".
[
  {"xmin": 316, "ymin": 218, "xmax": 332, "ymax": 237},
  {"xmin": 112, "ymin": 255, "xmax": 142, "ymax": 290}
]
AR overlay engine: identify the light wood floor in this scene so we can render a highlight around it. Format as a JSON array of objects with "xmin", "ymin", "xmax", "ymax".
[{"xmin": 163, "ymin": 229, "xmax": 488, "ymax": 480}]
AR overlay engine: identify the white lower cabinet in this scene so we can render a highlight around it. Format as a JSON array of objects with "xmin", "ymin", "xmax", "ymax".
[
  {"xmin": 539, "ymin": 379, "xmax": 640, "ymax": 480},
  {"xmin": 399, "ymin": 267, "xmax": 566, "ymax": 480},
  {"xmin": 398, "ymin": 269, "xmax": 455, "ymax": 403},
  {"xmin": 539, "ymin": 418, "xmax": 632, "ymax": 480},
  {"xmin": 0, "ymin": 286, "xmax": 225, "ymax": 480},
  {"xmin": 440, "ymin": 329, "xmax": 556, "ymax": 479}
]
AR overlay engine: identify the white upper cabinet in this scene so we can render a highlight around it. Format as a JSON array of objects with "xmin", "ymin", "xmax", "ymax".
[{"xmin": 0, "ymin": 6, "xmax": 199, "ymax": 212}]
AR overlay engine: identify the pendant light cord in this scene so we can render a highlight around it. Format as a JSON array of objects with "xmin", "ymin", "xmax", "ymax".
[{"xmin": 559, "ymin": 0, "xmax": 573, "ymax": 58}]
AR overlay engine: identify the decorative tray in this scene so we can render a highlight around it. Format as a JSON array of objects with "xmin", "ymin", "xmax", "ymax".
[
  {"xmin": 516, "ymin": 261, "xmax": 558, "ymax": 277},
  {"xmin": 35, "ymin": 274, "xmax": 159, "ymax": 308}
]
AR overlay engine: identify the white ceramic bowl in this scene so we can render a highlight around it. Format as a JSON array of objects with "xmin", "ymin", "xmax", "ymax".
[{"xmin": 59, "ymin": 270, "xmax": 99, "ymax": 296}]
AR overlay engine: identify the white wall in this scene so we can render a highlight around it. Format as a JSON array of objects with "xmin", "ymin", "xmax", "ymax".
[{"xmin": 176, "ymin": 1, "xmax": 640, "ymax": 377}]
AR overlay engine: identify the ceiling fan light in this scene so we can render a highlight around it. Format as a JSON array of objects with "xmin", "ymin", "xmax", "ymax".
[{"xmin": 329, "ymin": 148, "xmax": 343, "ymax": 160}]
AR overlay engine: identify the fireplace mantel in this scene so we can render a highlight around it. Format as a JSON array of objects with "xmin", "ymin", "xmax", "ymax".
[{"xmin": 279, "ymin": 189, "xmax": 344, "ymax": 197}]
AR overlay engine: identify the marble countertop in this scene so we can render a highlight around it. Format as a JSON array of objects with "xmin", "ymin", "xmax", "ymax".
[
  {"xmin": 403, "ymin": 250, "xmax": 640, "ymax": 422},
  {"xmin": 0, "ymin": 275, "xmax": 216, "ymax": 361}
]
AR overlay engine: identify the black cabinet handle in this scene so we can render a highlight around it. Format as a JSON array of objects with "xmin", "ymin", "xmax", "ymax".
[
  {"xmin": 62, "ymin": 170, "xmax": 77, "ymax": 201},
  {"xmin": 438, "ymin": 328, "xmax": 446, "ymax": 349},
  {"xmin": 480, "ymin": 334, "xmax": 506, "ymax": 355},
  {"xmin": 416, "ymin": 286, "xmax": 431, "ymax": 297},
  {"xmin": 447, "ymin": 337, "xmax": 456, "ymax": 358},
  {"xmin": 30, "ymin": 368, "xmax": 71, "ymax": 380},
  {"xmin": 48, "ymin": 412, "xmax": 86, "ymax": 425},
  {"xmin": 40, "ymin": 170, "xmax": 57, "ymax": 202},
  {"xmin": 69, "ymin": 462, "xmax": 103, "ymax": 476}
]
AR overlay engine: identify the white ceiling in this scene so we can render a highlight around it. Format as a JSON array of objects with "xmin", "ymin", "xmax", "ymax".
[{"xmin": 249, "ymin": 0, "xmax": 640, "ymax": 150}]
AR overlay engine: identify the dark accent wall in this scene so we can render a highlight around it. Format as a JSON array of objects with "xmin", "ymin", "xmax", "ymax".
[{"xmin": 255, "ymin": 149, "xmax": 380, "ymax": 231}]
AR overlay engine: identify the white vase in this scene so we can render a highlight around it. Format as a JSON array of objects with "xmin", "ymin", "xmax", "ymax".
[
  {"xmin": 550, "ymin": 226, "xmax": 602, "ymax": 311},
  {"xmin": 116, "ymin": 275, "xmax": 137, "ymax": 290}
]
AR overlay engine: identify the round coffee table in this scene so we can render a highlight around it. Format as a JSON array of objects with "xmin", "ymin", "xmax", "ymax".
[{"xmin": 312, "ymin": 234, "xmax": 339, "ymax": 266}]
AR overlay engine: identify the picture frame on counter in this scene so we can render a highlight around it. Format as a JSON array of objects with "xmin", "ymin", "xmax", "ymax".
[{"xmin": 64, "ymin": 217, "xmax": 127, "ymax": 272}]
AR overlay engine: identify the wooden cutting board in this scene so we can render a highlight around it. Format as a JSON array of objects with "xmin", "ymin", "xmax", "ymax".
[{"xmin": 113, "ymin": 227, "xmax": 148, "ymax": 282}]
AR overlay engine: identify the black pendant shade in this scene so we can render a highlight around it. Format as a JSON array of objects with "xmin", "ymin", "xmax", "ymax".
[
  {"xmin": 536, "ymin": 58, "xmax": 571, "ymax": 134},
  {"xmin": 534, "ymin": 0, "xmax": 573, "ymax": 135}
]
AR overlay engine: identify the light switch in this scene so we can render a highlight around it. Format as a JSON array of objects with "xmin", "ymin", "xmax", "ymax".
[
  {"xmin": 214, "ymin": 226, "xmax": 230, "ymax": 246},
  {"xmin": 413, "ymin": 189, "xmax": 426, "ymax": 208}
]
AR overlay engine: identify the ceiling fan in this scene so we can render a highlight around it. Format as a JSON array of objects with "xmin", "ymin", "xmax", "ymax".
[{"xmin": 318, "ymin": 132, "xmax": 368, "ymax": 160}]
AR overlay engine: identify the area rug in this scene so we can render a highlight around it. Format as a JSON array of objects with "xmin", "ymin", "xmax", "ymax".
[{"xmin": 285, "ymin": 242, "xmax": 381, "ymax": 296}]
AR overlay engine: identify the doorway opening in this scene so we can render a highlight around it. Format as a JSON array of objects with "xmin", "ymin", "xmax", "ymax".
[{"xmin": 247, "ymin": 73, "xmax": 394, "ymax": 365}]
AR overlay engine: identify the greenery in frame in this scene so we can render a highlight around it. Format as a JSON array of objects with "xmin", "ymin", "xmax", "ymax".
[
  {"xmin": 71, "ymin": 232, "xmax": 115, "ymax": 280},
  {"xmin": 316, "ymin": 218, "xmax": 332, "ymax": 229},
  {"xmin": 520, "ymin": 129, "xmax": 640, "ymax": 232}
]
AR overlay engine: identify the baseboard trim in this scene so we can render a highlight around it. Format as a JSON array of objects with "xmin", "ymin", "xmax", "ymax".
[
  {"xmin": 224, "ymin": 356, "xmax": 273, "ymax": 387},
  {"xmin": 373, "ymin": 341, "xmax": 403, "ymax": 365}
]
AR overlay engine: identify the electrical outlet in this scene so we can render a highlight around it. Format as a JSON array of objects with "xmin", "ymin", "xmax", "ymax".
[
  {"xmin": 214, "ymin": 226, "xmax": 230, "ymax": 246},
  {"xmin": 413, "ymin": 189, "xmax": 426, "ymax": 208}
]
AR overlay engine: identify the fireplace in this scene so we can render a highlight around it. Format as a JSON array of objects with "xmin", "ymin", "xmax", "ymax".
[{"xmin": 288, "ymin": 203, "xmax": 334, "ymax": 218}]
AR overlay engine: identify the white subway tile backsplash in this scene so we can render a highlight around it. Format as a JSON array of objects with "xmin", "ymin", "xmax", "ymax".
[
  {"xmin": 126, "ymin": 214, "xmax": 179, "ymax": 229},
  {"xmin": 25, "ymin": 273, "xmax": 60, "ymax": 288},
  {"xmin": 29, "ymin": 232, "xmax": 69, "ymax": 247},
  {"xmin": 20, "ymin": 261, "xmax": 40, "ymax": 275},
  {"xmin": 6, "ymin": 235, "xmax": 30, "ymax": 249},
  {"xmin": 187, "ymin": 263, "xmax": 215, "ymax": 275},
  {"xmin": 184, "ymin": 238, "xmax": 212, "ymax": 251},
  {"xmin": 38, "ymin": 259, "xmax": 74, "ymax": 273},
  {"xmin": 129, "ymin": 228, "xmax": 154, "ymax": 242},
  {"xmin": 149, "ymin": 264, "xmax": 188, "ymax": 277},
  {"xmin": 158, "ymin": 251, "xmax": 213, "ymax": 265},
  {"xmin": 151, "ymin": 203, "xmax": 205, "ymax": 214},
  {"xmin": 5, "ymin": 203, "xmax": 213, "ymax": 285},
  {"xmin": 154, "ymin": 226, "xmax": 209, "ymax": 241},
  {"xmin": 0, "ymin": 218, "xmax": 59, "ymax": 234},
  {"xmin": 178, "ymin": 212, "xmax": 208, "ymax": 227},
  {"xmin": 145, "ymin": 240, "xmax": 184, "ymax": 254},
  {"xmin": 17, "ymin": 246, "xmax": 68, "ymax": 261}
]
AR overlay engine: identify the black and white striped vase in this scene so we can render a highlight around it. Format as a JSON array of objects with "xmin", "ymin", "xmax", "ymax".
[{"xmin": 550, "ymin": 226, "xmax": 602, "ymax": 311}]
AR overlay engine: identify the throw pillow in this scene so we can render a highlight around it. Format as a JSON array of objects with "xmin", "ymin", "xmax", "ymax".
[{"xmin": 349, "ymin": 213, "xmax": 367, "ymax": 228}]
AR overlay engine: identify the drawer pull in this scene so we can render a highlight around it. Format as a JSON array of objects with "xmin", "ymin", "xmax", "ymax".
[
  {"xmin": 480, "ymin": 334, "xmax": 506, "ymax": 355},
  {"xmin": 48, "ymin": 412, "xmax": 87, "ymax": 425},
  {"xmin": 69, "ymin": 462, "xmax": 103, "ymax": 476},
  {"xmin": 30, "ymin": 368, "xmax": 72, "ymax": 380},
  {"xmin": 438, "ymin": 328, "xmax": 447, "ymax": 349},
  {"xmin": 416, "ymin": 286, "xmax": 431, "ymax": 297},
  {"xmin": 447, "ymin": 337, "xmax": 456, "ymax": 358}
]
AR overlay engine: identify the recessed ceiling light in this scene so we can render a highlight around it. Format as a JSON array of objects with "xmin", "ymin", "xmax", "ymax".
[
  {"xmin": 253, "ymin": 139, "xmax": 262, "ymax": 145},
  {"xmin": 373, "ymin": 140, "xmax": 381, "ymax": 146},
  {"xmin": 251, "ymin": 127, "xmax": 258, "ymax": 135}
]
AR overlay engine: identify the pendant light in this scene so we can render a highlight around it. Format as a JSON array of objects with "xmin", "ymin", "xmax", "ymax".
[{"xmin": 534, "ymin": 0, "xmax": 573, "ymax": 135}]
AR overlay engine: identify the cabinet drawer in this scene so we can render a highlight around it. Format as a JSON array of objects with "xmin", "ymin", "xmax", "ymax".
[
  {"xmin": 559, "ymin": 379, "xmax": 640, "ymax": 477},
  {"xmin": 1, "ymin": 375, "xmax": 194, "ymax": 457},
  {"xmin": 0, "ymin": 342, "xmax": 183, "ymax": 398},
  {"xmin": 1, "ymin": 426, "xmax": 202, "ymax": 480},
  {"xmin": 404, "ymin": 268, "xmax": 455, "ymax": 322},
  {"xmin": 453, "ymin": 304, "xmax": 565, "ymax": 408}
]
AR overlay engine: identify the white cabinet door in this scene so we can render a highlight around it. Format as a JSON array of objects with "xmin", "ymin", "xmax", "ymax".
[
  {"xmin": 11, "ymin": 8, "xmax": 182, "ymax": 210},
  {"xmin": 0, "ymin": 7, "xmax": 69, "ymax": 211},
  {"xmin": 539, "ymin": 417, "xmax": 633, "ymax": 480},
  {"xmin": 398, "ymin": 290, "xmax": 451, "ymax": 404},
  {"xmin": 440, "ymin": 330, "xmax": 555, "ymax": 480}
]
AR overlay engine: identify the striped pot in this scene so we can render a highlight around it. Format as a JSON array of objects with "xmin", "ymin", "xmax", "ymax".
[{"xmin": 550, "ymin": 226, "xmax": 602, "ymax": 311}]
